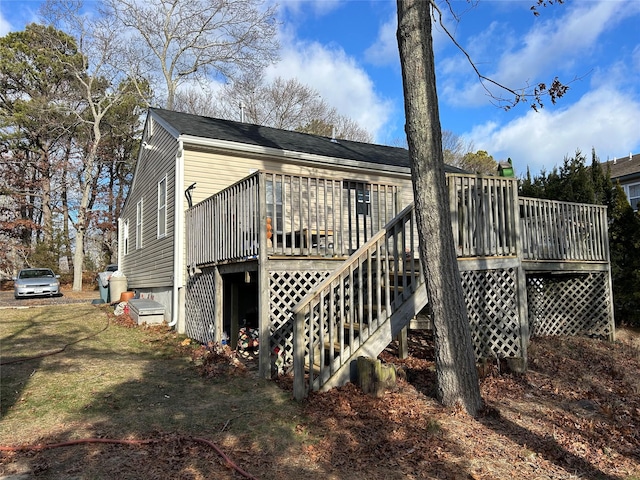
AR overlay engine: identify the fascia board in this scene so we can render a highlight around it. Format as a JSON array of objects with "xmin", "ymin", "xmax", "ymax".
[{"xmin": 150, "ymin": 111, "xmax": 181, "ymax": 139}]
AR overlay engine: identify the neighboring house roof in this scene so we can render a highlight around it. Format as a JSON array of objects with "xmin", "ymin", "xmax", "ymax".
[
  {"xmin": 603, "ymin": 153, "xmax": 640, "ymax": 183},
  {"xmin": 149, "ymin": 108, "xmax": 467, "ymax": 174}
]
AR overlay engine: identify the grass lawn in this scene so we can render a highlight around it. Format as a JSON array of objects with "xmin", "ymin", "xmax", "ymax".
[{"xmin": 1, "ymin": 303, "xmax": 639, "ymax": 479}]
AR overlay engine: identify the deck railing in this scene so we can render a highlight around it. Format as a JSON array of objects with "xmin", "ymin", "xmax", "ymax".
[
  {"xmin": 186, "ymin": 171, "xmax": 610, "ymax": 268},
  {"xmin": 265, "ymin": 173, "xmax": 398, "ymax": 257},
  {"xmin": 448, "ymin": 174, "xmax": 519, "ymax": 258},
  {"xmin": 186, "ymin": 171, "xmax": 399, "ymax": 266},
  {"xmin": 519, "ymin": 197, "xmax": 608, "ymax": 262},
  {"xmin": 186, "ymin": 173, "xmax": 261, "ymax": 266},
  {"xmin": 292, "ymin": 203, "xmax": 422, "ymax": 399}
]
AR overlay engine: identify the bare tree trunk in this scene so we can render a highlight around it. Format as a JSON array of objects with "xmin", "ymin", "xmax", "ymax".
[
  {"xmin": 396, "ymin": 0, "xmax": 482, "ymax": 415},
  {"xmin": 41, "ymin": 151, "xmax": 53, "ymax": 247},
  {"xmin": 61, "ymin": 146, "xmax": 74, "ymax": 271},
  {"xmin": 72, "ymin": 124, "xmax": 101, "ymax": 291}
]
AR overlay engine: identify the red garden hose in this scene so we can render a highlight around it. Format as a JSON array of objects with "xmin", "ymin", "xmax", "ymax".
[{"xmin": 0, "ymin": 435, "xmax": 259, "ymax": 480}]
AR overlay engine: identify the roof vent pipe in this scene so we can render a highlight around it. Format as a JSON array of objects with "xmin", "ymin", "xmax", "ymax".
[{"xmin": 331, "ymin": 126, "xmax": 338, "ymax": 143}]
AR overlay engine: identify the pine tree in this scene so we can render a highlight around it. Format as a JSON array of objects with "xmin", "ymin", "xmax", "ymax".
[{"xmin": 608, "ymin": 184, "xmax": 640, "ymax": 326}]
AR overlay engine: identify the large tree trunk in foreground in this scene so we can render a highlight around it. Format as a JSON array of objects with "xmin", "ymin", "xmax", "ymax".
[{"xmin": 396, "ymin": 0, "xmax": 482, "ymax": 415}]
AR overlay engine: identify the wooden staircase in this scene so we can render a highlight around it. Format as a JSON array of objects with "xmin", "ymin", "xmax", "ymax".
[{"xmin": 292, "ymin": 204, "xmax": 428, "ymax": 400}]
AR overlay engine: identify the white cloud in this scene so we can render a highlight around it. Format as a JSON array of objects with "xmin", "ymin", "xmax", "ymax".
[
  {"xmin": 468, "ymin": 86, "xmax": 640, "ymax": 174},
  {"xmin": 0, "ymin": 2, "xmax": 42, "ymax": 36},
  {"xmin": 265, "ymin": 34, "xmax": 394, "ymax": 141},
  {"xmin": 0, "ymin": 10, "xmax": 11, "ymax": 36},
  {"xmin": 277, "ymin": 0, "xmax": 342, "ymax": 19},
  {"xmin": 364, "ymin": 14, "xmax": 397, "ymax": 67},
  {"xmin": 442, "ymin": 0, "xmax": 640, "ymax": 108}
]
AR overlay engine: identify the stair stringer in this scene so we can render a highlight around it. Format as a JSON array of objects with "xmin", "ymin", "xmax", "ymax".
[{"xmin": 318, "ymin": 282, "xmax": 428, "ymax": 392}]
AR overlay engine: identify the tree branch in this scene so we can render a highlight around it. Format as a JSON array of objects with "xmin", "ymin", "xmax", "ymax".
[{"xmin": 431, "ymin": 0, "xmax": 577, "ymax": 111}]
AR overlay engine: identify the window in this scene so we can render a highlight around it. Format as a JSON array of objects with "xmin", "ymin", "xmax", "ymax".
[
  {"xmin": 356, "ymin": 188, "xmax": 371, "ymax": 215},
  {"xmin": 158, "ymin": 177, "xmax": 167, "ymax": 237},
  {"xmin": 627, "ymin": 183, "xmax": 640, "ymax": 211},
  {"xmin": 266, "ymin": 179, "xmax": 283, "ymax": 234},
  {"xmin": 136, "ymin": 199, "xmax": 143, "ymax": 249},
  {"xmin": 344, "ymin": 181, "xmax": 371, "ymax": 216},
  {"xmin": 123, "ymin": 220, "xmax": 129, "ymax": 255}
]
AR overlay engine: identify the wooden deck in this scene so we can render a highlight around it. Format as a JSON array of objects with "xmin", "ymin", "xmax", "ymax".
[
  {"xmin": 184, "ymin": 171, "xmax": 614, "ymax": 391},
  {"xmin": 186, "ymin": 172, "xmax": 609, "ymax": 270}
]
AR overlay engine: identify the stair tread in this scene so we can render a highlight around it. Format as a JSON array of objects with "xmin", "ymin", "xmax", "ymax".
[
  {"xmin": 305, "ymin": 361, "xmax": 322, "ymax": 374},
  {"xmin": 343, "ymin": 321, "xmax": 367, "ymax": 330}
]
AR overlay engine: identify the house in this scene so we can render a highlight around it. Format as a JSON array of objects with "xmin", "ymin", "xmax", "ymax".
[
  {"xmin": 604, "ymin": 153, "xmax": 640, "ymax": 210},
  {"xmin": 118, "ymin": 108, "xmax": 614, "ymax": 399}
]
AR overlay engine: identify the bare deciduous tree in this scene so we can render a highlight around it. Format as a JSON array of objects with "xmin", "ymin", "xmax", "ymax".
[
  {"xmin": 178, "ymin": 74, "xmax": 372, "ymax": 142},
  {"xmin": 102, "ymin": 0, "xmax": 280, "ymax": 110},
  {"xmin": 41, "ymin": 0, "xmax": 147, "ymax": 290},
  {"xmin": 442, "ymin": 129, "xmax": 474, "ymax": 168}
]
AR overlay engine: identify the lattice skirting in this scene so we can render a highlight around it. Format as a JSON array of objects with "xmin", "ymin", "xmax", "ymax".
[
  {"xmin": 185, "ymin": 267, "xmax": 217, "ymax": 344},
  {"xmin": 268, "ymin": 269, "xmax": 333, "ymax": 368},
  {"xmin": 460, "ymin": 268, "xmax": 523, "ymax": 360},
  {"xmin": 527, "ymin": 272, "xmax": 612, "ymax": 339}
]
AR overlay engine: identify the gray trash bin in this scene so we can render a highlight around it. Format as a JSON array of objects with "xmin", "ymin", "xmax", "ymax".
[{"xmin": 97, "ymin": 271, "xmax": 111, "ymax": 303}]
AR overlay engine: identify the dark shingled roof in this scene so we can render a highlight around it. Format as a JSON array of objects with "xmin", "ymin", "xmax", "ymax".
[
  {"xmin": 150, "ymin": 108, "xmax": 466, "ymax": 174},
  {"xmin": 603, "ymin": 153, "xmax": 640, "ymax": 181}
]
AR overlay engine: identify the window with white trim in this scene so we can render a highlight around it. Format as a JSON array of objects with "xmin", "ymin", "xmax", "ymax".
[
  {"xmin": 158, "ymin": 176, "xmax": 167, "ymax": 237},
  {"xmin": 123, "ymin": 220, "xmax": 129, "ymax": 255},
  {"xmin": 136, "ymin": 199, "xmax": 143, "ymax": 249},
  {"xmin": 266, "ymin": 179, "xmax": 283, "ymax": 236},
  {"xmin": 627, "ymin": 182, "xmax": 640, "ymax": 211}
]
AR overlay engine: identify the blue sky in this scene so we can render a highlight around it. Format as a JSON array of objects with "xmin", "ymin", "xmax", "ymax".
[{"xmin": 2, "ymin": 0, "xmax": 640, "ymax": 175}]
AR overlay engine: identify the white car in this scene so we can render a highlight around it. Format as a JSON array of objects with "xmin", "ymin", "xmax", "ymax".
[{"xmin": 13, "ymin": 268, "xmax": 61, "ymax": 299}]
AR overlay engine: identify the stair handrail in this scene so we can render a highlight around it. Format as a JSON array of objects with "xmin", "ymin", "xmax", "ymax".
[{"xmin": 292, "ymin": 202, "xmax": 420, "ymax": 400}]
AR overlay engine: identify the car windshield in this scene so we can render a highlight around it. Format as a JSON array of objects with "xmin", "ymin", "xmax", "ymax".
[{"xmin": 20, "ymin": 269, "xmax": 54, "ymax": 279}]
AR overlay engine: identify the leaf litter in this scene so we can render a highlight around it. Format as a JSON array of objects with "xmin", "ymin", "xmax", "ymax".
[{"xmin": 1, "ymin": 320, "xmax": 639, "ymax": 480}]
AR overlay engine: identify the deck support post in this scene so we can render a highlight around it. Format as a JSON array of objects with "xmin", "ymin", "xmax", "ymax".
[
  {"xmin": 515, "ymin": 265, "xmax": 529, "ymax": 366},
  {"xmin": 396, "ymin": 326, "xmax": 408, "ymax": 359},
  {"xmin": 214, "ymin": 266, "xmax": 223, "ymax": 344},
  {"xmin": 258, "ymin": 173, "xmax": 272, "ymax": 379},
  {"xmin": 293, "ymin": 310, "xmax": 306, "ymax": 401}
]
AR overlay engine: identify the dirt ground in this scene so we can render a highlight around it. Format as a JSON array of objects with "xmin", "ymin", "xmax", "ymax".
[{"xmin": 1, "ymin": 306, "xmax": 639, "ymax": 479}]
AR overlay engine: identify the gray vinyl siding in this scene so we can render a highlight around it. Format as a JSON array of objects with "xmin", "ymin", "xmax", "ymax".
[{"xmin": 121, "ymin": 123, "xmax": 178, "ymax": 289}]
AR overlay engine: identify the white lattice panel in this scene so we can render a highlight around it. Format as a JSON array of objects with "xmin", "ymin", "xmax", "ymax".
[
  {"xmin": 269, "ymin": 270, "xmax": 332, "ymax": 366},
  {"xmin": 460, "ymin": 268, "xmax": 523, "ymax": 360},
  {"xmin": 527, "ymin": 272, "xmax": 612, "ymax": 338},
  {"xmin": 185, "ymin": 267, "xmax": 217, "ymax": 344}
]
